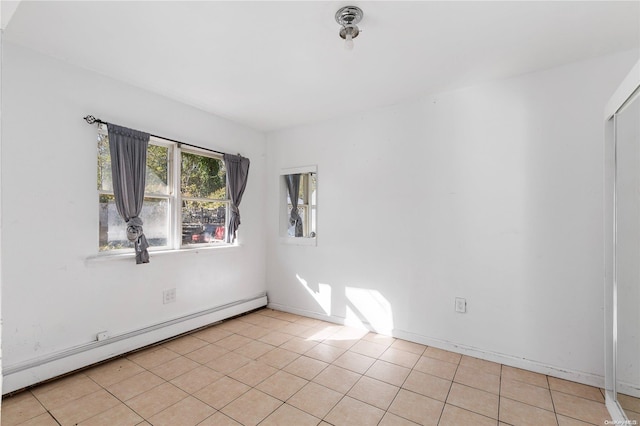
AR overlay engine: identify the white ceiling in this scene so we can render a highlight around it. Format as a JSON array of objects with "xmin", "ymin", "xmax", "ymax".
[{"xmin": 5, "ymin": 1, "xmax": 639, "ymax": 132}]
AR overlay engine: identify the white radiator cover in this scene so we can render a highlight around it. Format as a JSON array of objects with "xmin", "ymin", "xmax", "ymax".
[{"xmin": 3, "ymin": 294, "xmax": 267, "ymax": 394}]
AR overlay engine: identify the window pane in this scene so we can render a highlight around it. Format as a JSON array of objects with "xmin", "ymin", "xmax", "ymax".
[
  {"xmin": 285, "ymin": 174, "xmax": 306, "ymax": 205},
  {"xmin": 97, "ymin": 134, "xmax": 112, "ymax": 191},
  {"xmin": 298, "ymin": 174, "xmax": 306, "ymax": 204},
  {"xmin": 99, "ymin": 195, "xmax": 169, "ymax": 251},
  {"xmin": 310, "ymin": 173, "xmax": 317, "ymax": 205},
  {"xmin": 182, "ymin": 200, "xmax": 227, "ymax": 245},
  {"xmin": 310, "ymin": 173, "xmax": 317, "ymax": 234},
  {"xmin": 181, "ymin": 152, "xmax": 226, "ymax": 199},
  {"xmin": 287, "ymin": 205, "xmax": 307, "ymax": 236},
  {"xmin": 97, "ymin": 136, "xmax": 169, "ymax": 194},
  {"xmin": 146, "ymin": 144, "xmax": 169, "ymax": 194}
]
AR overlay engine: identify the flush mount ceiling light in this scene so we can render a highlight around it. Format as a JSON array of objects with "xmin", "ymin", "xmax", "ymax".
[{"xmin": 335, "ymin": 6, "xmax": 363, "ymax": 50}]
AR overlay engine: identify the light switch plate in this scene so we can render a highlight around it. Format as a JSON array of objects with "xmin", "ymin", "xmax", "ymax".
[{"xmin": 455, "ymin": 297, "xmax": 466, "ymax": 313}]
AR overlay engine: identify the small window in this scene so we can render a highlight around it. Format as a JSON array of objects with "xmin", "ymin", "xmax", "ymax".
[
  {"xmin": 281, "ymin": 166, "xmax": 317, "ymax": 244},
  {"xmin": 97, "ymin": 126, "xmax": 232, "ymax": 253},
  {"xmin": 287, "ymin": 173, "xmax": 317, "ymax": 237}
]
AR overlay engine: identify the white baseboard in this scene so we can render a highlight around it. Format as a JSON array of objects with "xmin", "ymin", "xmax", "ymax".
[
  {"xmin": 267, "ymin": 302, "xmax": 605, "ymax": 389},
  {"xmin": 618, "ymin": 381, "xmax": 640, "ymax": 399},
  {"xmin": 3, "ymin": 294, "xmax": 267, "ymax": 394}
]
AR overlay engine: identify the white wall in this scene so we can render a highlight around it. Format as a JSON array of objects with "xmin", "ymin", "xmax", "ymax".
[
  {"xmin": 266, "ymin": 50, "xmax": 639, "ymax": 385},
  {"xmin": 1, "ymin": 43, "xmax": 267, "ymax": 392}
]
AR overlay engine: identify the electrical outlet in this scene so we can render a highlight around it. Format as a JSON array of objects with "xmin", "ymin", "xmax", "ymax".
[
  {"xmin": 96, "ymin": 331, "xmax": 109, "ymax": 341},
  {"xmin": 455, "ymin": 297, "xmax": 466, "ymax": 313},
  {"xmin": 163, "ymin": 288, "xmax": 176, "ymax": 304}
]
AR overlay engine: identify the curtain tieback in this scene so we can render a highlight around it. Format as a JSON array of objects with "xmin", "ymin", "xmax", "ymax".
[
  {"xmin": 289, "ymin": 208, "xmax": 301, "ymax": 222},
  {"xmin": 127, "ymin": 217, "xmax": 149, "ymax": 263},
  {"xmin": 126, "ymin": 217, "xmax": 145, "ymax": 241}
]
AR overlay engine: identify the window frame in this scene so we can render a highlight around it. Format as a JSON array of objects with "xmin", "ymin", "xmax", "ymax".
[
  {"xmin": 97, "ymin": 127, "xmax": 232, "ymax": 255},
  {"xmin": 280, "ymin": 165, "xmax": 317, "ymax": 246},
  {"xmin": 178, "ymin": 145, "xmax": 230, "ymax": 248}
]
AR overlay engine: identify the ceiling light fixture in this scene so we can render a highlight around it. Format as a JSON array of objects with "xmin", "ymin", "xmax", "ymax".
[{"xmin": 335, "ymin": 6, "xmax": 363, "ymax": 50}]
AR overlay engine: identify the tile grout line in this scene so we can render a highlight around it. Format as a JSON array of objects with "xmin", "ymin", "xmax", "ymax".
[
  {"xmin": 547, "ymin": 373, "xmax": 561, "ymax": 426},
  {"xmin": 381, "ymin": 349, "xmax": 417, "ymax": 422},
  {"xmin": 301, "ymin": 334, "xmax": 389, "ymax": 424},
  {"xmin": 105, "ymin": 362, "xmax": 180, "ymax": 424},
  {"xmin": 270, "ymin": 357, "xmax": 336, "ymax": 423},
  {"xmin": 134, "ymin": 342, "xmax": 234, "ymax": 424},
  {"xmin": 436, "ymin": 349, "xmax": 461, "ymax": 426},
  {"xmin": 377, "ymin": 345, "xmax": 437, "ymax": 426},
  {"xmin": 249, "ymin": 312, "xmax": 322, "ymax": 425},
  {"xmin": 443, "ymin": 373, "xmax": 500, "ymax": 422},
  {"xmin": 497, "ymin": 363, "xmax": 503, "ymax": 425},
  {"xmin": 40, "ymin": 374, "xmax": 115, "ymax": 426},
  {"xmin": 350, "ymin": 342, "xmax": 406, "ymax": 425}
]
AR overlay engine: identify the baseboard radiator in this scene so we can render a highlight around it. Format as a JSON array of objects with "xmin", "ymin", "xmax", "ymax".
[{"xmin": 3, "ymin": 293, "xmax": 267, "ymax": 395}]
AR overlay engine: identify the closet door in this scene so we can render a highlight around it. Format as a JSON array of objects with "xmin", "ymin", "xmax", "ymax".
[{"xmin": 615, "ymin": 89, "xmax": 640, "ymax": 421}]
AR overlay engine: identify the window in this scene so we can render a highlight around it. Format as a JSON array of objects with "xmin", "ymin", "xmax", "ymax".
[
  {"xmin": 287, "ymin": 173, "xmax": 317, "ymax": 237},
  {"xmin": 280, "ymin": 166, "xmax": 317, "ymax": 244},
  {"xmin": 180, "ymin": 151, "xmax": 227, "ymax": 245},
  {"xmin": 97, "ymin": 125, "xmax": 230, "ymax": 253}
]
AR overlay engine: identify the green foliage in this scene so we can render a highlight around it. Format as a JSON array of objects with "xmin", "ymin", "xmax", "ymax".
[
  {"xmin": 97, "ymin": 134, "xmax": 111, "ymax": 190},
  {"xmin": 97, "ymin": 135, "xmax": 169, "ymax": 194},
  {"xmin": 181, "ymin": 152, "xmax": 226, "ymax": 199},
  {"xmin": 146, "ymin": 145, "xmax": 169, "ymax": 193}
]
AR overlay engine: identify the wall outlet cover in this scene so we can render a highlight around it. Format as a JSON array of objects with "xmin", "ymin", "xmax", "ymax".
[
  {"xmin": 163, "ymin": 288, "xmax": 176, "ymax": 304},
  {"xmin": 455, "ymin": 297, "xmax": 466, "ymax": 313}
]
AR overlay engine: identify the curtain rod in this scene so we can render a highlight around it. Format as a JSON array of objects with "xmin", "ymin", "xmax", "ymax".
[{"xmin": 83, "ymin": 115, "xmax": 236, "ymax": 157}]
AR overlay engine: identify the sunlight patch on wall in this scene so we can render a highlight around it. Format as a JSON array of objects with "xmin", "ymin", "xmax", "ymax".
[
  {"xmin": 345, "ymin": 287, "xmax": 393, "ymax": 334},
  {"xmin": 296, "ymin": 274, "xmax": 331, "ymax": 314},
  {"xmin": 345, "ymin": 305, "xmax": 366, "ymax": 330}
]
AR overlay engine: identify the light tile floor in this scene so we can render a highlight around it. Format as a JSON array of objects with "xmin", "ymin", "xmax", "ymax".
[
  {"xmin": 618, "ymin": 393, "xmax": 640, "ymax": 423},
  {"xmin": 1, "ymin": 308, "xmax": 620, "ymax": 425}
]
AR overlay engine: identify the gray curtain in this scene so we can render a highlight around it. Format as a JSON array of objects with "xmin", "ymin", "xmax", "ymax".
[
  {"xmin": 107, "ymin": 124, "xmax": 150, "ymax": 264},
  {"xmin": 285, "ymin": 174, "xmax": 303, "ymax": 237},
  {"xmin": 223, "ymin": 154, "xmax": 250, "ymax": 243}
]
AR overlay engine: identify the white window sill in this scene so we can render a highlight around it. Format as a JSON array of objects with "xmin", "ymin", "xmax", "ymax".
[
  {"xmin": 86, "ymin": 244, "xmax": 241, "ymax": 263},
  {"xmin": 279, "ymin": 237, "xmax": 317, "ymax": 246}
]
